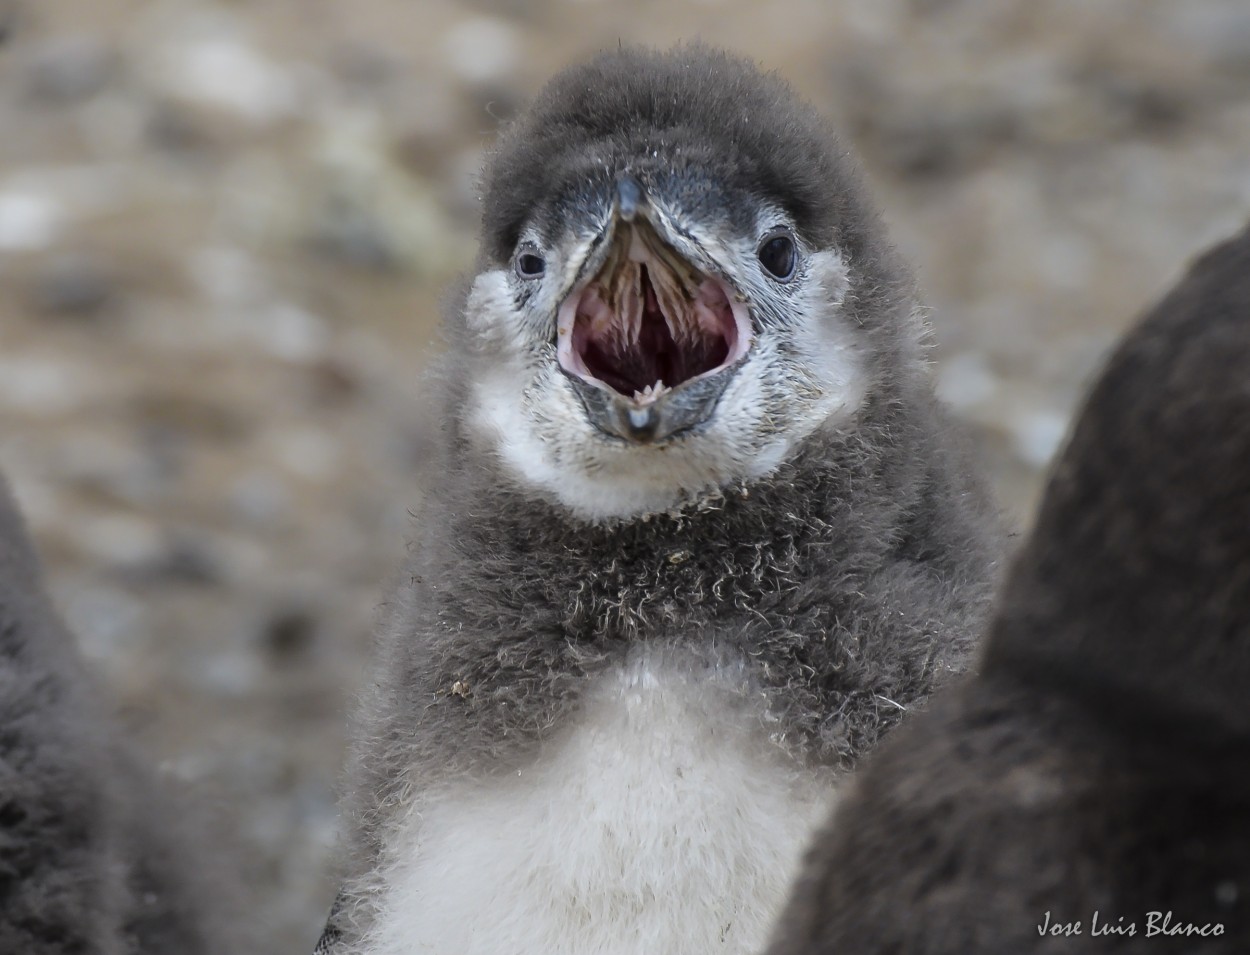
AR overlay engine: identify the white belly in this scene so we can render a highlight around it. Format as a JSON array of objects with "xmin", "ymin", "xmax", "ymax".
[{"xmin": 361, "ymin": 656, "xmax": 838, "ymax": 955}]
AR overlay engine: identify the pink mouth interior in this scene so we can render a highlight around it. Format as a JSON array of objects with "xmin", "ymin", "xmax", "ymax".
[{"xmin": 557, "ymin": 240, "xmax": 751, "ymax": 401}]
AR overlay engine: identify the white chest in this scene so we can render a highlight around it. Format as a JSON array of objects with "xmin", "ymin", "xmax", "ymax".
[{"xmin": 361, "ymin": 662, "xmax": 837, "ymax": 955}]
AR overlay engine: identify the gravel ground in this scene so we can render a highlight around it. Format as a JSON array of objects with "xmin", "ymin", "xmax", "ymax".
[{"xmin": 1, "ymin": 1, "xmax": 1249, "ymax": 950}]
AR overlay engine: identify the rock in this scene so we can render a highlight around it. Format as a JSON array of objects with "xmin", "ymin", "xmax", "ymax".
[
  {"xmin": 25, "ymin": 34, "xmax": 117, "ymax": 105},
  {"xmin": 270, "ymin": 427, "xmax": 341, "ymax": 482},
  {"xmin": 304, "ymin": 359, "xmax": 361, "ymax": 407},
  {"xmin": 128, "ymin": 392, "xmax": 251, "ymax": 443},
  {"xmin": 0, "ymin": 189, "xmax": 62, "ymax": 251},
  {"xmin": 228, "ymin": 471, "xmax": 293, "ymax": 527},
  {"xmin": 56, "ymin": 582, "xmax": 148, "ymax": 665},
  {"xmin": 31, "ymin": 250, "xmax": 115, "ymax": 317},
  {"xmin": 75, "ymin": 512, "xmax": 164, "ymax": 568},
  {"xmin": 164, "ymin": 35, "xmax": 300, "ymax": 125},
  {"xmin": 1162, "ymin": 2, "xmax": 1250, "ymax": 70},
  {"xmin": 259, "ymin": 602, "xmax": 319, "ymax": 663},
  {"xmin": 122, "ymin": 532, "xmax": 226, "ymax": 587},
  {"xmin": 0, "ymin": 353, "xmax": 90, "ymax": 414},
  {"xmin": 1010, "ymin": 408, "xmax": 1071, "ymax": 469},
  {"xmin": 302, "ymin": 111, "xmax": 458, "ymax": 273},
  {"xmin": 187, "ymin": 244, "xmax": 268, "ymax": 309},
  {"xmin": 440, "ymin": 17, "xmax": 522, "ymax": 86},
  {"xmin": 195, "ymin": 645, "xmax": 263, "ymax": 698},
  {"xmin": 329, "ymin": 42, "xmax": 401, "ymax": 94},
  {"xmin": 145, "ymin": 99, "xmax": 230, "ymax": 160},
  {"xmin": 935, "ymin": 352, "xmax": 1000, "ymax": 411},
  {"xmin": 260, "ymin": 303, "xmax": 330, "ymax": 364}
]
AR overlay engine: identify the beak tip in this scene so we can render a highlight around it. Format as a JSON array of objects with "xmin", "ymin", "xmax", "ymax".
[{"xmin": 624, "ymin": 405, "xmax": 659, "ymax": 442}]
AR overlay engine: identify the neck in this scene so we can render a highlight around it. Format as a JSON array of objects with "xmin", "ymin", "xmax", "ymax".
[{"xmin": 434, "ymin": 418, "xmax": 914, "ymax": 637}]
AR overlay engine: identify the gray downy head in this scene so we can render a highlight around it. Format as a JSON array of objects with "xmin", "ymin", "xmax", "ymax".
[{"xmin": 454, "ymin": 45, "xmax": 920, "ymax": 522}]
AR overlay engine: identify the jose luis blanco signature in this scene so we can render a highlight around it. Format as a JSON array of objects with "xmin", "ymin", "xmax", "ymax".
[{"xmin": 1038, "ymin": 912, "xmax": 1225, "ymax": 938}]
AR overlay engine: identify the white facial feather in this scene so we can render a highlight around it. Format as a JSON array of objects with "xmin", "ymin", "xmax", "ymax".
[
  {"xmin": 355, "ymin": 656, "xmax": 838, "ymax": 955},
  {"xmin": 466, "ymin": 240, "xmax": 867, "ymax": 522}
]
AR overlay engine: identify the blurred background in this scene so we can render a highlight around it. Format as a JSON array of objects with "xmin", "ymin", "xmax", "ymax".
[{"xmin": 1, "ymin": 0, "xmax": 1248, "ymax": 950}]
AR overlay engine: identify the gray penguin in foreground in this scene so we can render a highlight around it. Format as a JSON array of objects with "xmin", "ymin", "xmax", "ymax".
[
  {"xmin": 316, "ymin": 44, "xmax": 1004, "ymax": 955},
  {"xmin": 0, "ymin": 473, "xmax": 250, "ymax": 954},
  {"xmin": 764, "ymin": 223, "xmax": 1250, "ymax": 955}
]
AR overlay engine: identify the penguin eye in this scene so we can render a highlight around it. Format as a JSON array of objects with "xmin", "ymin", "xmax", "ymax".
[
  {"xmin": 758, "ymin": 233, "xmax": 797, "ymax": 281},
  {"xmin": 514, "ymin": 250, "xmax": 546, "ymax": 279}
]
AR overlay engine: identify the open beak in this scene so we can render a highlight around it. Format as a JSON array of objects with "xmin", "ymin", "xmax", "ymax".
[{"xmin": 556, "ymin": 177, "xmax": 753, "ymax": 444}]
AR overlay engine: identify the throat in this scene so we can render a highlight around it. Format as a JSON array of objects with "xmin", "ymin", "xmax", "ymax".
[{"xmin": 580, "ymin": 266, "xmax": 700, "ymax": 396}]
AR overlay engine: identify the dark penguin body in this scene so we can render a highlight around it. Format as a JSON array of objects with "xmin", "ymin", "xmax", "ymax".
[
  {"xmin": 764, "ymin": 224, "xmax": 1250, "ymax": 955},
  {"xmin": 0, "ymin": 474, "xmax": 248, "ymax": 954},
  {"xmin": 321, "ymin": 46, "xmax": 1002, "ymax": 955}
]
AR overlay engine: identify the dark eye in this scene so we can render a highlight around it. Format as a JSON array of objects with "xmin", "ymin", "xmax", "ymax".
[
  {"xmin": 758, "ymin": 234, "xmax": 797, "ymax": 280},
  {"xmin": 514, "ymin": 250, "xmax": 546, "ymax": 279}
]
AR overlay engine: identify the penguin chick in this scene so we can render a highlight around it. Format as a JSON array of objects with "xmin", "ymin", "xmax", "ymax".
[
  {"xmin": 320, "ymin": 45, "xmax": 1003, "ymax": 955},
  {"xmin": 0, "ymin": 474, "xmax": 252, "ymax": 955},
  {"xmin": 764, "ymin": 223, "xmax": 1250, "ymax": 955}
]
